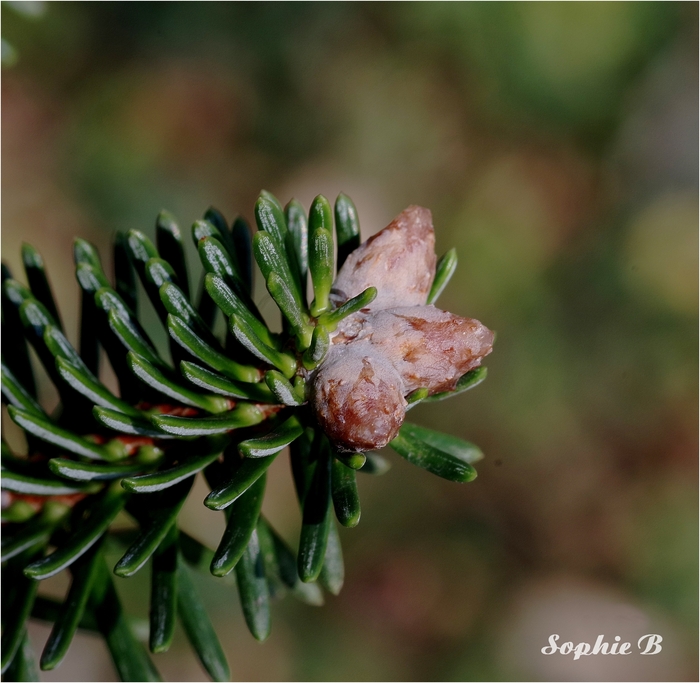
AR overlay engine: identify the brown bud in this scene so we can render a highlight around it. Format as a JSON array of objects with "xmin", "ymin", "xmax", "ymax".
[
  {"xmin": 331, "ymin": 205, "xmax": 436, "ymax": 312},
  {"xmin": 311, "ymin": 343, "xmax": 407, "ymax": 452},
  {"xmin": 366, "ymin": 306, "xmax": 494, "ymax": 393}
]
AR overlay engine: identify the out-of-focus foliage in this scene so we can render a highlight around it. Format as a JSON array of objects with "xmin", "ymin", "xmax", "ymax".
[
  {"xmin": 2, "ymin": 3, "xmax": 697, "ymax": 682},
  {"xmin": 397, "ymin": 3, "xmax": 678, "ymax": 133}
]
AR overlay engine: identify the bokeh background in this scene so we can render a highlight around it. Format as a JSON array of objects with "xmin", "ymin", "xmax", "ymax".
[{"xmin": 2, "ymin": 2, "xmax": 698, "ymax": 681}]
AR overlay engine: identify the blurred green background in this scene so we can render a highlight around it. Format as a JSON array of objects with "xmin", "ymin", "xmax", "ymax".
[{"xmin": 2, "ymin": 2, "xmax": 697, "ymax": 681}]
